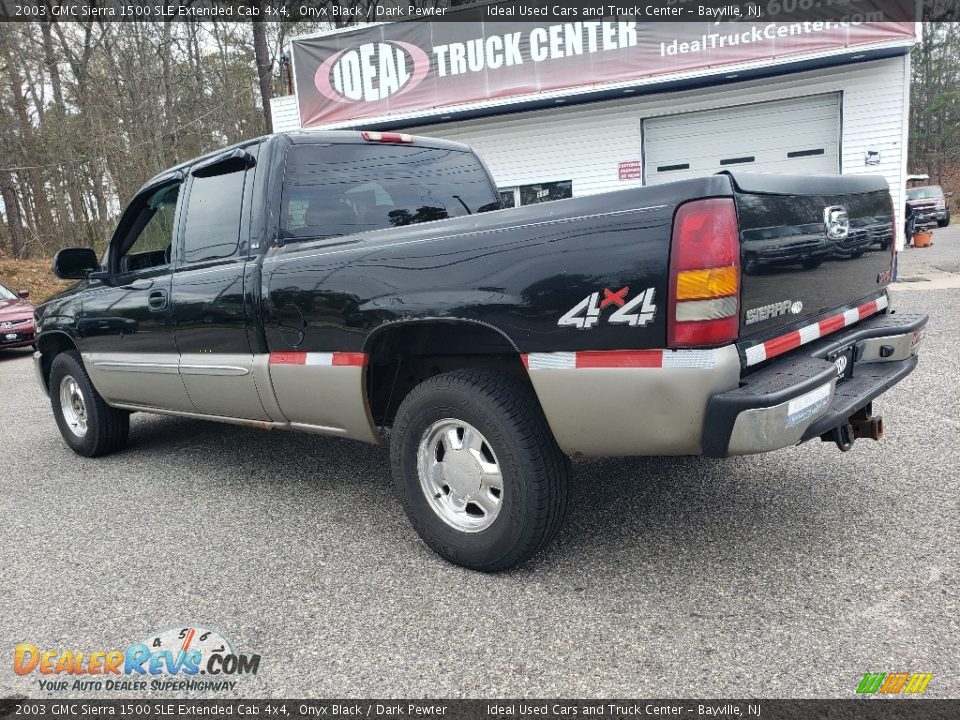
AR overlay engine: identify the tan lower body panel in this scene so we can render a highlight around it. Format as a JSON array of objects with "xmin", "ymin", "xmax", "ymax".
[
  {"xmin": 527, "ymin": 346, "xmax": 741, "ymax": 457},
  {"xmin": 83, "ymin": 352, "xmax": 195, "ymax": 413},
  {"xmin": 267, "ymin": 363, "xmax": 379, "ymax": 444},
  {"xmin": 81, "ymin": 351, "xmax": 377, "ymax": 444},
  {"xmin": 179, "ymin": 353, "xmax": 271, "ymax": 421}
]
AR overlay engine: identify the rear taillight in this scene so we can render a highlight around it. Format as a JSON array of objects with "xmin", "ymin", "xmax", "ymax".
[
  {"xmin": 361, "ymin": 131, "xmax": 413, "ymax": 143},
  {"xmin": 668, "ymin": 198, "xmax": 740, "ymax": 348}
]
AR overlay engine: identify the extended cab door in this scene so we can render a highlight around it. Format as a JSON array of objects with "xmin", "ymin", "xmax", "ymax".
[
  {"xmin": 170, "ymin": 149, "xmax": 270, "ymax": 421},
  {"xmin": 80, "ymin": 179, "xmax": 195, "ymax": 412}
]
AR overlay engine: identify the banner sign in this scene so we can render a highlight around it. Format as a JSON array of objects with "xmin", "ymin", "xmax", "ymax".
[{"xmin": 291, "ymin": 15, "xmax": 915, "ymax": 128}]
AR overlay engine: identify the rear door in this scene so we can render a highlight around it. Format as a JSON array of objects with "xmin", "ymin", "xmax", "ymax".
[{"xmin": 170, "ymin": 150, "xmax": 270, "ymax": 421}]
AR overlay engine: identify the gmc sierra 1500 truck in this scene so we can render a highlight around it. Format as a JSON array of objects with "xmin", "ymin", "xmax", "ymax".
[{"xmin": 36, "ymin": 131, "xmax": 927, "ymax": 571}]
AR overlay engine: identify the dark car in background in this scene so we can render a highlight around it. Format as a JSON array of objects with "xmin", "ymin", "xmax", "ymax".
[
  {"xmin": 906, "ymin": 185, "xmax": 951, "ymax": 228},
  {"xmin": 0, "ymin": 282, "xmax": 36, "ymax": 350}
]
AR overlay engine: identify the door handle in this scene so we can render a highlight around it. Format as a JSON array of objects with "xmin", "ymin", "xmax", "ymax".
[{"xmin": 148, "ymin": 289, "xmax": 168, "ymax": 311}]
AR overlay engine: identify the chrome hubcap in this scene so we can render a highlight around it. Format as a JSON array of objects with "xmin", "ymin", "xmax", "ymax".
[
  {"xmin": 59, "ymin": 375, "xmax": 88, "ymax": 438},
  {"xmin": 418, "ymin": 419, "xmax": 503, "ymax": 533}
]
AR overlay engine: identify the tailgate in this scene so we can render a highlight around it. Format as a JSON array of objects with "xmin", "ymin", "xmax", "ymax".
[{"xmin": 730, "ymin": 172, "xmax": 895, "ymax": 341}]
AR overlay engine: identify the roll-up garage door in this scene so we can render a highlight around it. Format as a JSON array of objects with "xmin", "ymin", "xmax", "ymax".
[{"xmin": 643, "ymin": 94, "xmax": 840, "ymax": 186}]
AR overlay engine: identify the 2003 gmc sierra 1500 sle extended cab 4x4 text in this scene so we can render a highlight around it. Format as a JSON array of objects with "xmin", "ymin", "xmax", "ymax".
[{"xmin": 34, "ymin": 131, "xmax": 927, "ymax": 571}]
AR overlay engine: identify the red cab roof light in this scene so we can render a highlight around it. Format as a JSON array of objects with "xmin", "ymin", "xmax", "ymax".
[{"xmin": 361, "ymin": 131, "xmax": 413, "ymax": 143}]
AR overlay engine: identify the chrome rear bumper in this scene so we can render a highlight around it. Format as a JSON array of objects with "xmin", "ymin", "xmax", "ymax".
[{"xmin": 703, "ymin": 312, "xmax": 927, "ymax": 457}]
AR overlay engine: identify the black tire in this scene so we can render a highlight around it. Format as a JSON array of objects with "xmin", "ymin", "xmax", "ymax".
[
  {"xmin": 938, "ymin": 215, "xmax": 950, "ymax": 228},
  {"xmin": 50, "ymin": 351, "xmax": 129, "ymax": 457},
  {"xmin": 801, "ymin": 258, "xmax": 823, "ymax": 270},
  {"xmin": 391, "ymin": 368, "xmax": 569, "ymax": 572}
]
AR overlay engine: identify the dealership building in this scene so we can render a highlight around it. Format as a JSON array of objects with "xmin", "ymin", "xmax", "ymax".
[{"xmin": 270, "ymin": 18, "xmax": 917, "ymax": 247}]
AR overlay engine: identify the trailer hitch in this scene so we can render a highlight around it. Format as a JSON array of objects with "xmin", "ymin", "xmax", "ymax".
[
  {"xmin": 827, "ymin": 423, "xmax": 856, "ymax": 452},
  {"xmin": 820, "ymin": 403, "xmax": 884, "ymax": 451}
]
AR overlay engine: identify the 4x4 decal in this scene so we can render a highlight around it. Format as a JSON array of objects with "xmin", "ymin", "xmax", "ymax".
[{"xmin": 558, "ymin": 287, "xmax": 657, "ymax": 330}]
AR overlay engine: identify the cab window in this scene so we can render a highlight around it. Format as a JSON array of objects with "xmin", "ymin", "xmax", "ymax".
[{"xmin": 114, "ymin": 183, "xmax": 181, "ymax": 274}]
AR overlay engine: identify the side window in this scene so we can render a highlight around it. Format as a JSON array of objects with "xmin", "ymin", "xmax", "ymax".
[
  {"xmin": 115, "ymin": 183, "xmax": 181, "ymax": 274},
  {"xmin": 182, "ymin": 170, "xmax": 245, "ymax": 264}
]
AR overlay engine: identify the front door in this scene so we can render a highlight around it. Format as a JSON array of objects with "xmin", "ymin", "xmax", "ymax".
[{"xmin": 80, "ymin": 181, "xmax": 194, "ymax": 411}]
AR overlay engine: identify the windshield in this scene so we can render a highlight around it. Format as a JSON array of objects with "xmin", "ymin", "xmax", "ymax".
[
  {"xmin": 907, "ymin": 186, "xmax": 943, "ymax": 200},
  {"xmin": 0, "ymin": 283, "xmax": 17, "ymax": 301},
  {"xmin": 280, "ymin": 143, "xmax": 501, "ymax": 241}
]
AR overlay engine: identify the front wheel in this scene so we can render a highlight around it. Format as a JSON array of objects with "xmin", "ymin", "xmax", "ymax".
[
  {"xmin": 938, "ymin": 215, "xmax": 950, "ymax": 228},
  {"xmin": 50, "ymin": 351, "xmax": 129, "ymax": 457},
  {"xmin": 391, "ymin": 369, "xmax": 569, "ymax": 572}
]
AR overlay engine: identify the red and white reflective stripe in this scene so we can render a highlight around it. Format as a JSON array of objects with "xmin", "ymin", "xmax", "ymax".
[
  {"xmin": 269, "ymin": 351, "xmax": 367, "ymax": 367},
  {"xmin": 522, "ymin": 349, "xmax": 717, "ymax": 370},
  {"xmin": 743, "ymin": 295, "xmax": 888, "ymax": 367}
]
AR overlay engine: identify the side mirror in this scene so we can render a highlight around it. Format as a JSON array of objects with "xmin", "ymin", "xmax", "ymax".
[
  {"xmin": 17, "ymin": 289, "xmax": 29, "ymax": 299},
  {"xmin": 53, "ymin": 248, "xmax": 100, "ymax": 280},
  {"xmin": 946, "ymin": 191, "xmax": 954, "ymax": 198}
]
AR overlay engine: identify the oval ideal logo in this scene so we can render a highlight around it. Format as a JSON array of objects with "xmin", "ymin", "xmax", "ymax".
[
  {"xmin": 315, "ymin": 41, "xmax": 430, "ymax": 104},
  {"xmin": 790, "ymin": 300, "xmax": 804, "ymax": 315}
]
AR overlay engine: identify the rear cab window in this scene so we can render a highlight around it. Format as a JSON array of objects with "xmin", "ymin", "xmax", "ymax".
[{"xmin": 279, "ymin": 143, "xmax": 501, "ymax": 242}]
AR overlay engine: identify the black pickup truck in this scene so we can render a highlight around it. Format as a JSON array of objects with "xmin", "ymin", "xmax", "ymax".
[{"xmin": 36, "ymin": 131, "xmax": 926, "ymax": 571}]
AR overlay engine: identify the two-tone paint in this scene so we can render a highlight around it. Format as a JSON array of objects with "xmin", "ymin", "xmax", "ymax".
[{"xmin": 34, "ymin": 131, "xmax": 924, "ymax": 458}]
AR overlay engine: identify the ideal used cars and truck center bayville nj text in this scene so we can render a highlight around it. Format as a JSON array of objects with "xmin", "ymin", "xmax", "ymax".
[{"xmin": 269, "ymin": 14, "xmax": 916, "ymax": 248}]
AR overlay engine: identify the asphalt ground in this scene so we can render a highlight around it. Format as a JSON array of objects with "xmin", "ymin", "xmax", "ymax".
[{"xmin": 1, "ymin": 227, "xmax": 958, "ymax": 700}]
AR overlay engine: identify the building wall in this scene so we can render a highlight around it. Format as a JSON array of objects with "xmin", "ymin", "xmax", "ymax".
[{"xmin": 271, "ymin": 55, "xmax": 911, "ymax": 247}]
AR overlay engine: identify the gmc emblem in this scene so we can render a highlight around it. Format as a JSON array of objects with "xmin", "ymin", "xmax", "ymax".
[{"xmin": 824, "ymin": 205, "xmax": 850, "ymax": 240}]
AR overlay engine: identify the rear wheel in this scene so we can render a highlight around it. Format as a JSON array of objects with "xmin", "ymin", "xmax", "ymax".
[
  {"xmin": 391, "ymin": 368, "xmax": 569, "ymax": 572},
  {"xmin": 50, "ymin": 351, "xmax": 129, "ymax": 457}
]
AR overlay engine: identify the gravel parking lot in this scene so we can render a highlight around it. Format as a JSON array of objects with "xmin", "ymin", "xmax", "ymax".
[{"xmin": 1, "ymin": 230, "xmax": 958, "ymax": 699}]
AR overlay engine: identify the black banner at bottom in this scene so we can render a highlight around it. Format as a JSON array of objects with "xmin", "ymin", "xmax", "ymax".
[{"xmin": 0, "ymin": 700, "xmax": 958, "ymax": 720}]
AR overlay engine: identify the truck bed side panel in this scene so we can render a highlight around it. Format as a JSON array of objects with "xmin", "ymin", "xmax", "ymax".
[{"xmin": 260, "ymin": 176, "xmax": 733, "ymax": 355}]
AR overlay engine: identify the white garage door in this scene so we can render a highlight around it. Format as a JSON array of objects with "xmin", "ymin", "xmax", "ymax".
[{"xmin": 643, "ymin": 94, "xmax": 840, "ymax": 185}]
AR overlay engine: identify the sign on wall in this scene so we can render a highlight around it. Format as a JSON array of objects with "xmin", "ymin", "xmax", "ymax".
[
  {"xmin": 618, "ymin": 160, "xmax": 642, "ymax": 181},
  {"xmin": 291, "ymin": 18, "xmax": 914, "ymax": 128}
]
